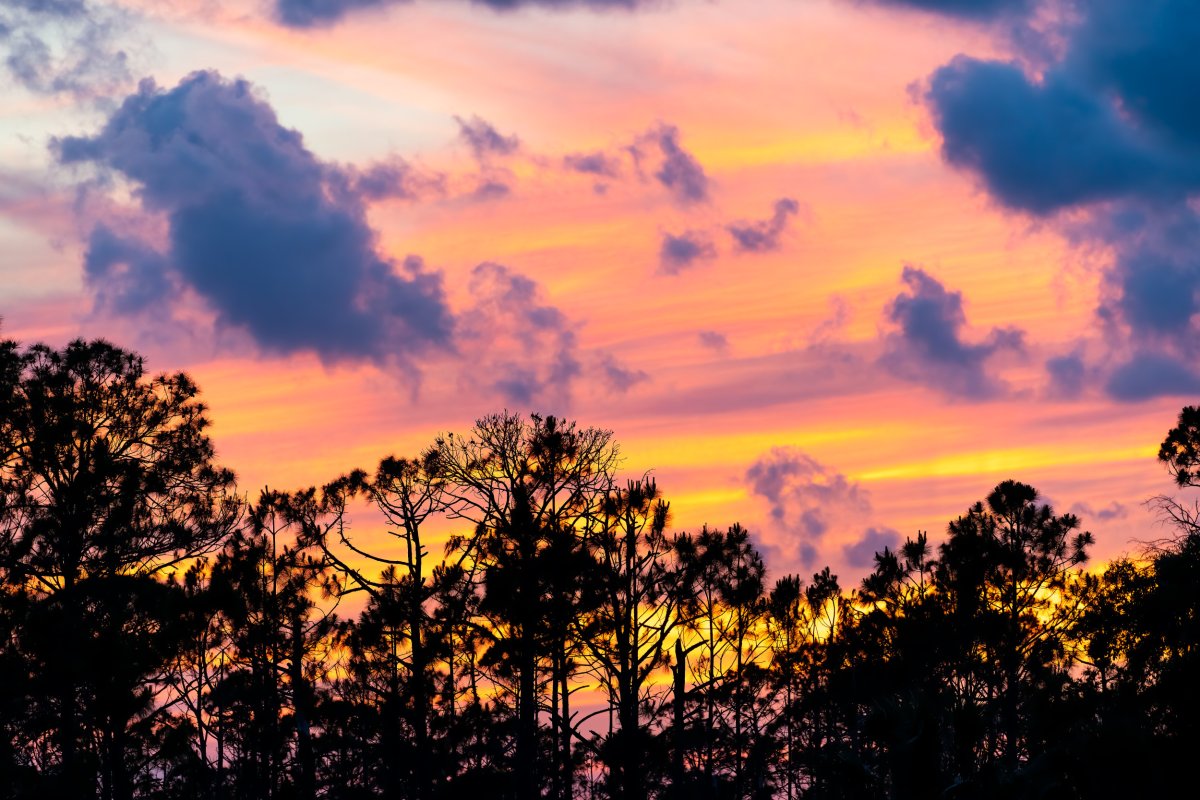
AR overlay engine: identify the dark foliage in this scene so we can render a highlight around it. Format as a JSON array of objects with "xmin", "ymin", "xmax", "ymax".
[{"xmin": 0, "ymin": 335, "xmax": 1196, "ymax": 798}]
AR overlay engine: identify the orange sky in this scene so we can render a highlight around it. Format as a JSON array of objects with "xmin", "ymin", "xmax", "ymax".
[{"xmin": 0, "ymin": 0, "xmax": 1189, "ymax": 586}]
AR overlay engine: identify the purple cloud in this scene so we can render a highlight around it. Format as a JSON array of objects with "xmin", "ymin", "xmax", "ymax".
[
  {"xmin": 727, "ymin": 197, "xmax": 803, "ymax": 253},
  {"xmin": 56, "ymin": 71, "xmax": 454, "ymax": 367},
  {"xmin": 659, "ymin": 230, "xmax": 716, "ymax": 274},
  {"xmin": 880, "ymin": 266, "xmax": 1024, "ymax": 399}
]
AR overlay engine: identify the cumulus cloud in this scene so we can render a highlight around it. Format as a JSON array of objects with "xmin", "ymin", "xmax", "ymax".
[
  {"xmin": 1068, "ymin": 0, "xmax": 1200, "ymax": 150},
  {"xmin": 923, "ymin": 3, "xmax": 1200, "ymax": 211},
  {"xmin": 1044, "ymin": 350, "xmax": 1087, "ymax": 399},
  {"xmin": 56, "ymin": 72, "xmax": 648, "ymax": 398},
  {"xmin": 82, "ymin": 224, "xmax": 176, "ymax": 317},
  {"xmin": 659, "ymin": 230, "xmax": 716, "ymax": 274},
  {"xmin": 597, "ymin": 353, "xmax": 649, "ymax": 393},
  {"xmin": 275, "ymin": 0, "xmax": 391, "ymax": 27},
  {"xmin": 563, "ymin": 150, "xmax": 623, "ymax": 179},
  {"xmin": 880, "ymin": 265, "xmax": 1024, "ymax": 399},
  {"xmin": 698, "ymin": 330, "xmax": 729, "ymax": 352},
  {"xmin": 747, "ymin": 447, "xmax": 880, "ymax": 569},
  {"xmin": 563, "ymin": 150, "xmax": 623, "ymax": 194},
  {"xmin": 455, "ymin": 114, "xmax": 520, "ymax": 161},
  {"xmin": 457, "ymin": 262, "xmax": 645, "ymax": 407},
  {"xmin": 275, "ymin": 0, "xmax": 650, "ymax": 29},
  {"xmin": 273, "ymin": 0, "xmax": 1032, "ymax": 29},
  {"xmin": 342, "ymin": 156, "xmax": 445, "ymax": 201},
  {"xmin": 862, "ymin": 0, "xmax": 1033, "ymax": 21},
  {"xmin": 919, "ymin": 1, "xmax": 1200, "ymax": 400},
  {"xmin": 1091, "ymin": 204, "xmax": 1200, "ymax": 344},
  {"xmin": 56, "ymin": 71, "xmax": 454, "ymax": 367},
  {"xmin": 927, "ymin": 57, "xmax": 1192, "ymax": 215},
  {"xmin": 727, "ymin": 197, "xmax": 803, "ymax": 253},
  {"xmin": 0, "ymin": 0, "xmax": 133, "ymax": 97},
  {"xmin": 1053, "ymin": 203, "xmax": 1200, "ymax": 401},
  {"xmin": 632, "ymin": 124, "xmax": 709, "ymax": 206},
  {"xmin": 843, "ymin": 526, "xmax": 902, "ymax": 569},
  {"xmin": 468, "ymin": 178, "xmax": 513, "ymax": 201},
  {"xmin": 1068, "ymin": 500, "xmax": 1128, "ymax": 523},
  {"xmin": 457, "ymin": 262, "xmax": 581, "ymax": 407},
  {"xmin": 451, "ymin": 115, "xmax": 520, "ymax": 200},
  {"xmin": 1105, "ymin": 352, "xmax": 1200, "ymax": 402},
  {"xmin": 809, "ymin": 295, "xmax": 851, "ymax": 345}
]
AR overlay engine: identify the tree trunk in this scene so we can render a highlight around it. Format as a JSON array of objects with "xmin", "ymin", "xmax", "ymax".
[
  {"xmin": 517, "ymin": 625, "xmax": 538, "ymax": 800},
  {"xmin": 560, "ymin": 660, "xmax": 572, "ymax": 800},
  {"xmin": 672, "ymin": 639, "xmax": 687, "ymax": 800},
  {"xmin": 290, "ymin": 617, "xmax": 316, "ymax": 800},
  {"xmin": 409, "ymin": 601, "xmax": 431, "ymax": 800}
]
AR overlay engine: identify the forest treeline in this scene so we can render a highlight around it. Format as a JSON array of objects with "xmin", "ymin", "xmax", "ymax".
[{"xmin": 1, "ymin": 338, "xmax": 1198, "ymax": 800}]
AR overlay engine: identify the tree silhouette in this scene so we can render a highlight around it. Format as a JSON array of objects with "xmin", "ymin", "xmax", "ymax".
[
  {"xmin": 296, "ymin": 455, "xmax": 456, "ymax": 800},
  {"xmin": 437, "ymin": 412, "xmax": 617, "ymax": 799},
  {"xmin": 206, "ymin": 493, "xmax": 339, "ymax": 800},
  {"xmin": 1158, "ymin": 404, "xmax": 1200, "ymax": 488},
  {"xmin": 0, "ymin": 339, "xmax": 237, "ymax": 799},
  {"xmin": 674, "ymin": 523, "xmax": 769, "ymax": 799},
  {"xmin": 851, "ymin": 534, "xmax": 947, "ymax": 798},
  {"xmin": 1062, "ymin": 405, "xmax": 1200, "ymax": 796},
  {"xmin": 576, "ymin": 478, "xmax": 678, "ymax": 800},
  {"xmin": 936, "ymin": 480, "xmax": 1091, "ymax": 791},
  {"xmin": 3, "ymin": 335, "xmax": 1200, "ymax": 800}
]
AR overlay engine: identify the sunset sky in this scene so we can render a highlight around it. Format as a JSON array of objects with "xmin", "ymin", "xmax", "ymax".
[{"xmin": 2, "ymin": 0, "xmax": 1196, "ymax": 583}]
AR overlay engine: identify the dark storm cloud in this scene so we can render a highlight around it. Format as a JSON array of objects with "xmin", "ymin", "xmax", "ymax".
[
  {"xmin": 56, "ymin": 71, "xmax": 454, "ymax": 365},
  {"xmin": 1044, "ymin": 351, "xmax": 1086, "ymax": 399},
  {"xmin": 919, "ymin": 1, "xmax": 1200, "ymax": 400},
  {"xmin": 727, "ymin": 198, "xmax": 802, "ymax": 253},
  {"xmin": 1085, "ymin": 203, "xmax": 1200, "ymax": 400},
  {"xmin": 843, "ymin": 527, "xmax": 901, "ymax": 569},
  {"xmin": 1, "ymin": 0, "xmax": 131, "ymax": 97},
  {"xmin": 924, "ymin": 3, "xmax": 1200, "ymax": 214},
  {"xmin": 1104, "ymin": 352, "xmax": 1200, "ymax": 402},
  {"xmin": 1113, "ymin": 258, "xmax": 1197, "ymax": 338},
  {"xmin": 9, "ymin": 0, "xmax": 88, "ymax": 11},
  {"xmin": 863, "ymin": 0, "xmax": 1033, "ymax": 21},
  {"xmin": 659, "ymin": 230, "xmax": 716, "ymax": 274},
  {"xmin": 275, "ymin": 0, "xmax": 648, "ymax": 29},
  {"xmin": 926, "ymin": 57, "xmax": 1188, "ymax": 215},
  {"xmin": 1068, "ymin": 0, "xmax": 1200, "ymax": 149},
  {"xmin": 455, "ymin": 115, "xmax": 520, "ymax": 161},
  {"xmin": 83, "ymin": 225, "xmax": 175, "ymax": 316},
  {"xmin": 1090, "ymin": 204, "xmax": 1200, "ymax": 344},
  {"xmin": 881, "ymin": 266, "xmax": 1024, "ymax": 399},
  {"xmin": 1040, "ymin": 204, "xmax": 1200, "ymax": 401},
  {"xmin": 275, "ymin": 0, "xmax": 390, "ymax": 27}
]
